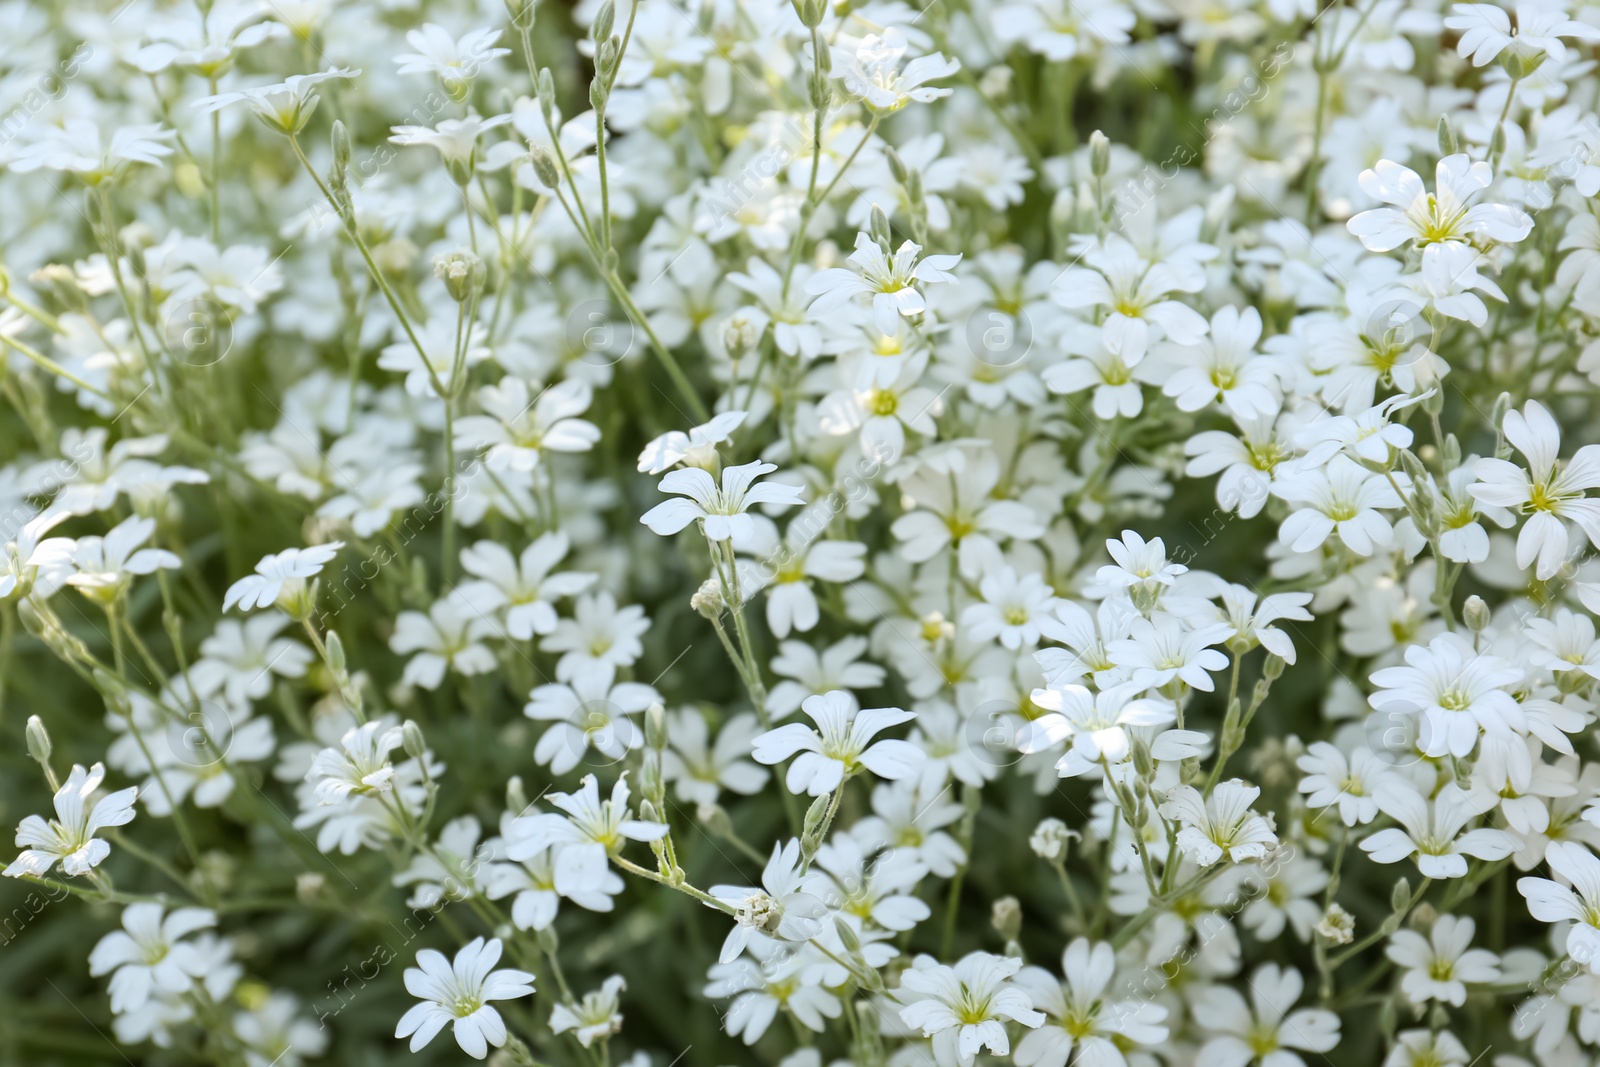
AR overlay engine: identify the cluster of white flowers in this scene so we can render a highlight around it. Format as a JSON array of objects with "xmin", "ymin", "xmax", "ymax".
[{"xmin": 6, "ymin": 0, "xmax": 1600, "ymax": 1064}]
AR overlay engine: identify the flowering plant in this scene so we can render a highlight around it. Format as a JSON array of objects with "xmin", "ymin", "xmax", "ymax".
[{"xmin": 4, "ymin": 0, "xmax": 1600, "ymax": 1065}]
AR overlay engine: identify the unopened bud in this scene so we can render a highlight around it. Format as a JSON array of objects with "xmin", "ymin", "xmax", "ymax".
[
  {"xmin": 869, "ymin": 204, "xmax": 892, "ymax": 249},
  {"xmin": 1089, "ymin": 129, "xmax": 1110, "ymax": 178},
  {"xmin": 834, "ymin": 916, "xmax": 862, "ymax": 955},
  {"xmin": 402, "ymin": 720, "xmax": 427, "ymax": 761},
  {"xmin": 25, "ymin": 715, "xmax": 52, "ymax": 766},
  {"xmin": 504, "ymin": 0, "xmax": 536, "ymax": 28},
  {"xmin": 885, "ymin": 147, "xmax": 907, "ymax": 185},
  {"xmin": 592, "ymin": 0, "xmax": 615, "ymax": 42},
  {"xmin": 537, "ymin": 68, "xmax": 557, "ymax": 122},
  {"xmin": 1463, "ymin": 595, "xmax": 1490, "ymax": 633},
  {"xmin": 325, "ymin": 629, "xmax": 346, "ymax": 674},
  {"xmin": 691, "ymin": 578, "xmax": 725, "ymax": 618},
  {"xmin": 530, "ymin": 145, "xmax": 561, "ymax": 190},
  {"xmin": 506, "ymin": 774, "xmax": 529, "ymax": 813},
  {"xmin": 645, "ymin": 703, "xmax": 668, "ymax": 750},
  {"xmin": 331, "ymin": 120, "xmax": 351, "ymax": 178}
]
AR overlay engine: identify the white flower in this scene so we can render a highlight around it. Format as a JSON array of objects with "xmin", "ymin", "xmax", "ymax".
[
  {"xmin": 751, "ymin": 690, "xmax": 923, "ymax": 795},
  {"xmin": 1192, "ymin": 964, "xmax": 1341, "ymax": 1067},
  {"xmin": 895, "ymin": 951, "xmax": 1045, "ymax": 1067},
  {"xmin": 1469, "ymin": 399, "xmax": 1600, "ymax": 580},
  {"xmin": 830, "ymin": 30, "xmax": 960, "ymax": 115},
  {"xmin": 806, "ymin": 232, "xmax": 963, "ymax": 337},
  {"xmin": 1517, "ymin": 841, "xmax": 1600, "ymax": 972},
  {"xmin": 393, "ymin": 24, "xmax": 510, "ymax": 88},
  {"xmin": 525, "ymin": 662, "xmax": 661, "ymax": 774},
  {"xmin": 306, "ymin": 721, "xmax": 406, "ymax": 804},
  {"xmin": 394, "ymin": 937, "xmax": 534, "ymax": 1059},
  {"xmin": 661, "ymin": 709, "xmax": 768, "ymax": 806},
  {"xmin": 961, "ymin": 566, "xmax": 1057, "ymax": 649},
  {"xmin": 1020, "ymin": 682, "xmax": 1175, "ymax": 777},
  {"xmin": 455, "ymin": 377, "xmax": 600, "ymax": 473},
  {"xmin": 1012, "ymin": 939, "xmax": 1169, "ymax": 1067},
  {"xmin": 389, "ymin": 114, "xmax": 512, "ymax": 179},
  {"xmin": 1386, "ymin": 914, "xmax": 1501, "ymax": 1005},
  {"xmin": 191, "ymin": 613, "xmax": 312, "ymax": 704},
  {"xmin": 641, "ymin": 460, "xmax": 805, "ymax": 542},
  {"xmin": 1296, "ymin": 742, "xmax": 1396, "ymax": 826},
  {"xmin": 456, "ymin": 532, "xmax": 596, "ymax": 641},
  {"xmin": 192, "ymin": 69, "xmax": 359, "ymax": 134},
  {"xmin": 224, "ymin": 542, "xmax": 344, "ymax": 614},
  {"xmin": 1158, "ymin": 305, "xmax": 1282, "ymax": 419},
  {"xmin": 1361, "ymin": 781, "xmax": 1515, "ymax": 878},
  {"xmin": 1272, "ymin": 454, "xmax": 1404, "ymax": 556},
  {"xmin": 10, "ymin": 121, "xmax": 175, "ymax": 182},
  {"xmin": 4, "ymin": 762, "xmax": 137, "ymax": 878},
  {"xmin": 1368, "ymin": 633, "xmax": 1525, "ymax": 758},
  {"xmin": 389, "ymin": 598, "xmax": 498, "ymax": 690},
  {"xmin": 1045, "ymin": 315, "xmax": 1155, "ymax": 420},
  {"xmin": 550, "ymin": 975, "xmax": 626, "ymax": 1048},
  {"xmin": 1347, "ymin": 155, "xmax": 1533, "ymax": 252},
  {"xmin": 503, "ymin": 774, "xmax": 667, "ymax": 874},
  {"xmin": 1106, "ymin": 615, "xmax": 1233, "ymax": 692},
  {"xmin": 1160, "ymin": 780, "xmax": 1279, "ymax": 866},
  {"xmin": 710, "ymin": 838, "xmax": 828, "ymax": 963},
  {"xmin": 89, "ymin": 903, "xmax": 216, "ymax": 1014},
  {"xmin": 64, "ymin": 515, "xmax": 181, "ymax": 605},
  {"xmin": 1444, "ymin": 3, "xmax": 1600, "ymax": 67},
  {"xmin": 637, "ymin": 411, "xmax": 747, "ymax": 474}
]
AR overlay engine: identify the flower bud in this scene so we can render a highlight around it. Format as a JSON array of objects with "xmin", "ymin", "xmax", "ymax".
[
  {"xmin": 504, "ymin": 0, "xmax": 537, "ymax": 29},
  {"xmin": 1437, "ymin": 115, "xmax": 1458, "ymax": 157},
  {"xmin": 536, "ymin": 67, "xmax": 557, "ymax": 118},
  {"xmin": 793, "ymin": 0, "xmax": 826, "ymax": 27},
  {"xmin": 645, "ymin": 703, "xmax": 668, "ymax": 750},
  {"xmin": 505, "ymin": 775, "xmax": 528, "ymax": 813},
  {"xmin": 325, "ymin": 629, "xmax": 346, "ymax": 674},
  {"xmin": 530, "ymin": 145, "xmax": 562, "ymax": 190},
  {"xmin": 691, "ymin": 578, "xmax": 725, "ymax": 618},
  {"xmin": 1090, "ymin": 129, "xmax": 1110, "ymax": 178},
  {"xmin": 1462, "ymin": 595, "xmax": 1490, "ymax": 632},
  {"xmin": 402, "ymin": 719, "xmax": 427, "ymax": 761},
  {"xmin": 331, "ymin": 120, "xmax": 351, "ymax": 179},
  {"xmin": 834, "ymin": 916, "xmax": 862, "ymax": 955},
  {"xmin": 25, "ymin": 714, "xmax": 52, "ymax": 767},
  {"xmin": 869, "ymin": 205, "xmax": 892, "ymax": 249},
  {"xmin": 592, "ymin": 0, "xmax": 615, "ymax": 43}
]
